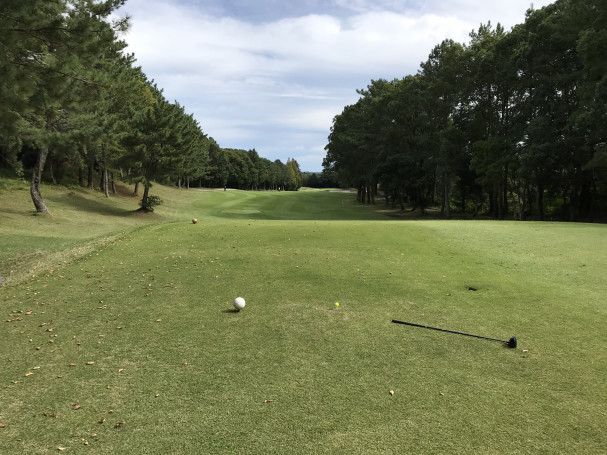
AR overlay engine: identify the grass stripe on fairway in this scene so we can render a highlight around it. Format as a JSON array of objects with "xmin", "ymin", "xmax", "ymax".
[{"xmin": 1, "ymin": 181, "xmax": 606, "ymax": 453}]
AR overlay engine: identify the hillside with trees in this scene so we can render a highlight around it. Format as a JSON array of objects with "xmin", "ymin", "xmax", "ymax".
[
  {"xmin": 0, "ymin": 0, "xmax": 301, "ymax": 214},
  {"xmin": 324, "ymin": 0, "xmax": 607, "ymax": 221}
]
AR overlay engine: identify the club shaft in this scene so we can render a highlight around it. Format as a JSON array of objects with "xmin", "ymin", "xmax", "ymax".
[{"xmin": 391, "ymin": 319, "xmax": 507, "ymax": 343}]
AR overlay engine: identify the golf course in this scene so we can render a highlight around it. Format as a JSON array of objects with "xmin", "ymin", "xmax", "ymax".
[{"xmin": 1, "ymin": 180, "xmax": 606, "ymax": 454}]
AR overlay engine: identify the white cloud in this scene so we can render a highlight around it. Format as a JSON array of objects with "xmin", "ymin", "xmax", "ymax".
[{"xmin": 117, "ymin": 0, "xmax": 554, "ymax": 171}]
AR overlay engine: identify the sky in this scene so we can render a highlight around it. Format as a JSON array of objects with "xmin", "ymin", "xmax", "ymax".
[{"xmin": 116, "ymin": 0, "xmax": 554, "ymax": 172}]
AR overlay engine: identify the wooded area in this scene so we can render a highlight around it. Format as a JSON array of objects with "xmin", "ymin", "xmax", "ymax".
[
  {"xmin": 0, "ymin": 0, "xmax": 302, "ymax": 214},
  {"xmin": 324, "ymin": 0, "xmax": 607, "ymax": 221}
]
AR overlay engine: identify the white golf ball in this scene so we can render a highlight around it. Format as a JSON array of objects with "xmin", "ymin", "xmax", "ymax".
[{"xmin": 234, "ymin": 297, "xmax": 246, "ymax": 310}]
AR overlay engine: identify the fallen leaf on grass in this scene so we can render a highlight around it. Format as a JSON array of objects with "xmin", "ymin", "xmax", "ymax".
[
  {"xmin": 389, "ymin": 390, "xmax": 395, "ymax": 396},
  {"xmin": 26, "ymin": 310, "xmax": 33, "ymax": 315},
  {"xmin": 86, "ymin": 361, "xmax": 95, "ymax": 365},
  {"xmin": 25, "ymin": 372, "xmax": 34, "ymax": 377},
  {"xmin": 69, "ymin": 363, "xmax": 76, "ymax": 367},
  {"xmin": 264, "ymin": 400, "xmax": 273, "ymax": 403},
  {"xmin": 72, "ymin": 403, "xmax": 81, "ymax": 410},
  {"xmin": 0, "ymin": 423, "xmax": 6, "ymax": 428},
  {"xmin": 182, "ymin": 362, "xmax": 190, "ymax": 366},
  {"xmin": 98, "ymin": 418, "xmax": 106, "ymax": 424},
  {"xmin": 57, "ymin": 447, "xmax": 67, "ymax": 451},
  {"xmin": 43, "ymin": 413, "xmax": 58, "ymax": 418},
  {"xmin": 114, "ymin": 421, "xmax": 125, "ymax": 429}
]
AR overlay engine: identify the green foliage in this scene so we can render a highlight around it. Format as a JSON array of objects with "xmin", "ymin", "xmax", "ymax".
[
  {"xmin": 325, "ymin": 0, "xmax": 607, "ymax": 221},
  {"xmin": 138, "ymin": 194, "xmax": 163, "ymax": 212}
]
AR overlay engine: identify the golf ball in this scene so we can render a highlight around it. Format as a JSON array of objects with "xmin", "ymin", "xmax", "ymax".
[
  {"xmin": 234, "ymin": 297, "xmax": 246, "ymax": 310},
  {"xmin": 334, "ymin": 302, "xmax": 339, "ymax": 308}
]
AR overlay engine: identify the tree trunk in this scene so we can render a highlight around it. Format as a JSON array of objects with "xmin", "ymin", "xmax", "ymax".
[
  {"xmin": 78, "ymin": 167, "xmax": 84, "ymax": 187},
  {"xmin": 444, "ymin": 182, "xmax": 451, "ymax": 218},
  {"xmin": 140, "ymin": 184, "xmax": 150, "ymax": 210},
  {"xmin": 102, "ymin": 145, "xmax": 109, "ymax": 198},
  {"xmin": 87, "ymin": 159, "xmax": 94, "ymax": 188},
  {"xmin": 30, "ymin": 146, "xmax": 52, "ymax": 215},
  {"xmin": 111, "ymin": 171, "xmax": 116, "ymax": 194},
  {"xmin": 537, "ymin": 181, "xmax": 545, "ymax": 221},
  {"xmin": 49, "ymin": 157, "xmax": 57, "ymax": 184},
  {"xmin": 103, "ymin": 168, "xmax": 109, "ymax": 198},
  {"xmin": 134, "ymin": 181, "xmax": 139, "ymax": 196}
]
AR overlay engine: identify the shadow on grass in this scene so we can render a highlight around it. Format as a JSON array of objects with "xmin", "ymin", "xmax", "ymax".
[
  {"xmin": 222, "ymin": 309, "xmax": 241, "ymax": 314},
  {"xmin": 45, "ymin": 191, "xmax": 143, "ymax": 218}
]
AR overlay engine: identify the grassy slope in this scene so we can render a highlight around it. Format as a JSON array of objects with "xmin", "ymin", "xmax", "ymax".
[{"xmin": 1, "ymin": 181, "xmax": 606, "ymax": 454}]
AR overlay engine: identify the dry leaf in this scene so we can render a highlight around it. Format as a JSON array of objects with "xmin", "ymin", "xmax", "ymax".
[
  {"xmin": 57, "ymin": 447, "xmax": 67, "ymax": 451},
  {"xmin": 69, "ymin": 363, "xmax": 76, "ymax": 367},
  {"xmin": 114, "ymin": 421, "xmax": 125, "ymax": 429},
  {"xmin": 389, "ymin": 390, "xmax": 395, "ymax": 396},
  {"xmin": 86, "ymin": 361, "xmax": 95, "ymax": 365},
  {"xmin": 33, "ymin": 366, "xmax": 41, "ymax": 370},
  {"xmin": 98, "ymin": 418, "xmax": 106, "ymax": 424},
  {"xmin": 72, "ymin": 403, "xmax": 81, "ymax": 410},
  {"xmin": 0, "ymin": 424, "xmax": 6, "ymax": 428},
  {"xmin": 182, "ymin": 362, "xmax": 189, "ymax": 366},
  {"xmin": 155, "ymin": 394, "xmax": 160, "ymax": 397},
  {"xmin": 26, "ymin": 310, "xmax": 33, "ymax": 315},
  {"xmin": 25, "ymin": 372, "xmax": 33, "ymax": 377},
  {"xmin": 264, "ymin": 399, "xmax": 273, "ymax": 403}
]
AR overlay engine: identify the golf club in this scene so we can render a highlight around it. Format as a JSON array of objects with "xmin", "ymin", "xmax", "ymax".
[{"xmin": 391, "ymin": 319, "xmax": 517, "ymax": 348}]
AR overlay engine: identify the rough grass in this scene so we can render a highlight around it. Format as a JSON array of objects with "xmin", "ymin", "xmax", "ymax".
[{"xmin": 1, "ymin": 180, "xmax": 606, "ymax": 454}]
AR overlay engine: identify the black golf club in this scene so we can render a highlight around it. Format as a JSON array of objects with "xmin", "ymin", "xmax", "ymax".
[{"xmin": 391, "ymin": 319, "xmax": 517, "ymax": 348}]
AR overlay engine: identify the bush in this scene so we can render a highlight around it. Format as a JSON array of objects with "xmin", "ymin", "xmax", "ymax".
[{"xmin": 139, "ymin": 195, "xmax": 163, "ymax": 212}]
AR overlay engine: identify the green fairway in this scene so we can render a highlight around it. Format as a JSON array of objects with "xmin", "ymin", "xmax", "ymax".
[{"xmin": 1, "ymin": 182, "xmax": 606, "ymax": 454}]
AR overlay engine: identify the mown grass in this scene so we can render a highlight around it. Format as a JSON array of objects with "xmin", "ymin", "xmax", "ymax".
[{"xmin": 1, "ymin": 179, "xmax": 606, "ymax": 454}]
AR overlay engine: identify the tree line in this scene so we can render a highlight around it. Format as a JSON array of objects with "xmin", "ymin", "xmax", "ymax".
[
  {"xmin": 324, "ymin": 0, "xmax": 607, "ymax": 221},
  {"xmin": 0, "ymin": 0, "xmax": 301, "ymax": 215}
]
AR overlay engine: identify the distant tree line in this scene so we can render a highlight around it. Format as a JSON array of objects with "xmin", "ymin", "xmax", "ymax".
[
  {"xmin": 0, "ymin": 0, "xmax": 301, "ymax": 214},
  {"xmin": 301, "ymin": 169, "xmax": 339, "ymax": 188},
  {"xmin": 324, "ymin": 0, "xmax": 607, "ymax": 221},
  {"xmin": 199, "ymin": 147, "xmax": 302, "ymax": 191}
]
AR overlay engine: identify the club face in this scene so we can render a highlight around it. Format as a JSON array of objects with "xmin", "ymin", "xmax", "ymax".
[{"xmin": 507, "ymin": 336, "xmax": 517, "ymax": 348}]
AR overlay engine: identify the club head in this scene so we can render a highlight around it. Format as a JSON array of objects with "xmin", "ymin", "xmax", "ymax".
[{"xmin": 507, "ymin": 336, "xmax": 517, "ymax": 348}]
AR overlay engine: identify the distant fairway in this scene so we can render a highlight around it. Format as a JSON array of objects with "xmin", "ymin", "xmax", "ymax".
[{"xmin": 1, "ymin": 182, "xmax": 606, "ymax": 454}]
